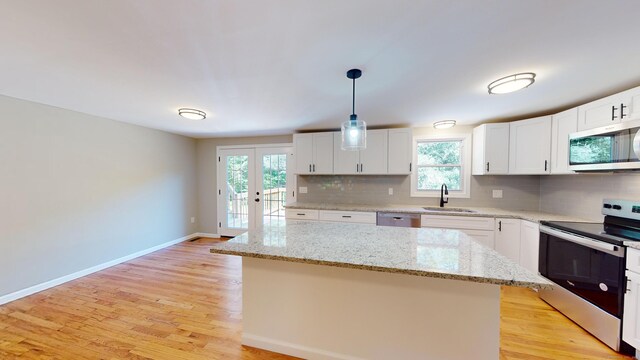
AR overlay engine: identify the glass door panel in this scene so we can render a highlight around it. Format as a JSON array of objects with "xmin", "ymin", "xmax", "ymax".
[
  {"xmin": 256, "ymin": 147, "xmax": 294, "ymax": 229},
  {"xmin": 218, "ymin": 148, "xmax": 255, "ymax": 237}
]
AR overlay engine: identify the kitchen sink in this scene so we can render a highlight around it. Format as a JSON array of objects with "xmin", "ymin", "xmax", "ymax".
[{"xmin": 422, "ymin": 207, "xmax": 477, "ymax": 213}]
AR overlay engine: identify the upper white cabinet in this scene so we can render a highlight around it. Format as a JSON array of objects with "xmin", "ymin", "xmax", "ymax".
[
  {"xmin": 550, "ymin": 108, "xmax": 578, "ymax": 174},
  {"xmin": 519, "ymin": 220, "xmax": 540, "ymax": 274},
  {"xmin": 333, "ymin": 130, "xmax": 388, "ymax": 175},
  {"xmin": 494, "ymin": 218, "xmax": 521, "ymax": 263},
  {"xmin": 294, "ymin": 133, "xmax": 334, "ymax": 174},
  {"xmin": 472, "ymin": 123, "xmax": 510, "ymax": 175},
  {"xmin": 577, "ymin": 85, "xmax": 640, "ymax": 131},
  {"xmin": 388, "ymin": 128, "xmax": 413, "ymax": 174},
  {"xmin": 508, "ymin": 116, "xmax": 551, "ymax": 175}
]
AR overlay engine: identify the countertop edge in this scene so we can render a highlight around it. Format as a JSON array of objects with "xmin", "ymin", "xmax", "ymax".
[{"xmin": 210, "ymin": 248, "xmax": 550, "ymax": 290}]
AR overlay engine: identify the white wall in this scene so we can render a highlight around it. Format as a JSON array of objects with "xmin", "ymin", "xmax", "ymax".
[{"xmin": 0, "ymin": 95, "xmax": 198, "ymax": 297}]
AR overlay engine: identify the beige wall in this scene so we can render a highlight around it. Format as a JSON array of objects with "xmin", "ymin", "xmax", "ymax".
[
  {"xmin": 540, "ymin": 173, "xmax": 640, "ymax": 221},
  {"xmin": 0, "ymin": 95, "xmax": 198, "ymax": 297},
  {"xmin": 196, "ymin": 135, "xmax": 293, "ymax": 234}
]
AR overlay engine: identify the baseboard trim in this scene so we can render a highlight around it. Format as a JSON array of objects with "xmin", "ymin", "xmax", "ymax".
[
  {"xmin": 196, "ymin": 232, "xmax": 220, "ymax": 238},
  {"xmin": 242, "ymin": 333, "xmax": 363, "ymax": 360},
  {"xmin": 0, "ymin": 233, "xmax": 199, "ymax": 305}
]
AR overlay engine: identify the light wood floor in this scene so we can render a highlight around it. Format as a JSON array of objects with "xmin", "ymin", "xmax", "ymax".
[{"xmin": 0, "ymin": 237, "xmax": 633, "ymax": 360}]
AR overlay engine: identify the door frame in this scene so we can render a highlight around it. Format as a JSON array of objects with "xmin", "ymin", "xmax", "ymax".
[{"xmin": 216, "ymin": 143, "xmax": 295, "ymax": 237}]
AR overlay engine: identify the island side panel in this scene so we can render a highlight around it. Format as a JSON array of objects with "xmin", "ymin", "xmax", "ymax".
[{"xmin": 242, "ymin": 257, "xmax": 500, "ymax": 360}]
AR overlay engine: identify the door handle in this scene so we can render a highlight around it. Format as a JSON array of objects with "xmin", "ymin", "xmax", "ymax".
[
  {"xmin": 621, "ymin": 103, "xmax": 628, "ymax": 119},
  {"xmin": 254, "ymin": 198, "xmax": 260, "ymax": 202},
  {"xmin": 612, "ymin": 105, "xmax": 618, "ymax": 120}
]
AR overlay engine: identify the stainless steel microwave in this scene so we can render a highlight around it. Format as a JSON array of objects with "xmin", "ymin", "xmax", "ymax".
[{"xmin": 569, "ymin": 118, "xmax": 640, "ymax": 172}]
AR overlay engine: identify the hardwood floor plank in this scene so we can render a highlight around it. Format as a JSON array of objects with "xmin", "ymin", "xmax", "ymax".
[{"xmin": 0, "ymin": 237, "xmax": 632, "ymax": 359}]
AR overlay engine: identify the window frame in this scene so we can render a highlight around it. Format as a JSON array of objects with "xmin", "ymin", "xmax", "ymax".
[{"xmin": 410, "ymin": 133, "xmax": 471, "ymax": 198}]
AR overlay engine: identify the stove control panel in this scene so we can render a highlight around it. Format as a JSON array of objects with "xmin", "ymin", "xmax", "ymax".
[{"xmin": 603, "ymin": 199, "xmax": 640, "ymax": 220}]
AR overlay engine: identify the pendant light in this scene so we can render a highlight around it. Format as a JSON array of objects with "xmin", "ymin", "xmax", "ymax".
[{"xmin": 341, "ymin": 69, "xmax": 366, "ymax": 150}]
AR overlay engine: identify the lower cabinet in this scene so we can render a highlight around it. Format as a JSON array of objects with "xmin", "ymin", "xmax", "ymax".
[
  {"xmin": 284, "ymin": 209, "xmax": 319, "ymax": 220},
  {"xmin": 623, "ymin": 249, "xmax": 640, "ymax": 349},
  {"xmin": 458, "ymin": 229, "xmax": 495, "ymax": 249},
  {"xmin": 421, "ymin": 215, "xmax": 495, "ymax": 249},
  {"xmin": 285, "ymin": 209, "xmax": 375, "ymax": 224},
  {"xmin": 519, "ymin": 220, "xmax": 540, "ymax": 273},
  {"xmin": 494, "ymin": 218, "xmax": 522, "ymax": 263}
]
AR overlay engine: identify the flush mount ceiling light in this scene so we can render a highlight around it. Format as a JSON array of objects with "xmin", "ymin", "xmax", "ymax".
[
  {"xmin": 433, "ymin": 120, "xmax": 456, "ymax": 129},
  {"xmin": 178, "ymin": 108, "xmax": 206, "ymax": 120},
  {"xmin": 341, "ymin": 68, "xmax": 366, "ymax": 151},
  {"xmin": 487, "ymin": 72, "xmax": 536, "ymax": 94}
]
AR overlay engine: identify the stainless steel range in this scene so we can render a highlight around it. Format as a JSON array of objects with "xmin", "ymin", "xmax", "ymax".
[{"xmin": 539, "ymin": 199, "xmax": 640, "ymax": 355}]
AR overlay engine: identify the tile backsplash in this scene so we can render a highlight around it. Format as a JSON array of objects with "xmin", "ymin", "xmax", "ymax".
[{"xmin": 297, "ymin": 175, "xmax": 541, "ymax": 211}]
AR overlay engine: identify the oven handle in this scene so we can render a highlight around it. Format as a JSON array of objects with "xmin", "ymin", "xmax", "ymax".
[{"xmin": 540, "ymin": 225, "xmax": 624, "ymax": 257}]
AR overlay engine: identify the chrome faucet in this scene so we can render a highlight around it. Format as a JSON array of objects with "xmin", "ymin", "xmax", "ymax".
[{"xmin": 440, "ymin": 183, "xmax": 449, "ymax": 208}]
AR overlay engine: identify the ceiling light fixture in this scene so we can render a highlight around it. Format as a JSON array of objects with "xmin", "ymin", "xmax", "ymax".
[
  {"xmin": 487, "ymin": 72, "xmax": 536, "ymax": 94},
  {"xmin": 433, "ymin": 120, "xmax": 456, "ymax": 129},
  {"xmin": 178, "ymin": 108, "xmax": 206, "ymax": 120},
  {"xmin": 341, "ymin": 69, "xmax": 366, "ymax": 151}
]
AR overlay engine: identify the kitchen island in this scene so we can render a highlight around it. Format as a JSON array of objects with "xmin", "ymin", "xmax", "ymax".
[{"xmin": 210, "ymin": 220, "xmax": 549, "ymax": 360}]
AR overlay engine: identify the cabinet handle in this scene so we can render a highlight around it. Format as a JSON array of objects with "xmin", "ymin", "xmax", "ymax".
[
  {"xmin": 309, "ymin": 164, "xmax": 312, "ymax": 172},
  {"xmin": 621, "ymin": 103, "xmax": 628, "ymax": 119},
  {"xmin": 498, "ymin": 220, "xmax": 502, "ymax": 232},
  {"xmin": 627, "ymin": 278, "xmax": 632, "ymax": 293},
  {"xmin": 356, "ymin": 164, "xmax": 359, "ymax": 173},
  {"xmin": 486, "ymin": 162, "xmax": 490, "ymax": 172},
  {"xmin": 360, "ymin": 164, "xmax": 363, "ymax": 172},
  {"xmin": 342, "ymin": 215, "xmax": 352, "ymax": 218},
  {"xmin": 544, "ymin": 160, "xmax": 548, "ymax": 171},
  {"xmin": 612, "ymin": 105, "xmax": 618, "ymax": 121},
  {"xmin": 409, "ymin": 163, "xmax": 412, "ymax": 172},
  {"xmin": 313, "ymin": 164, "xmax": 316, "ymax": 172},
  {"xmin": 297, "ymin": 213, "xmax": 306, "ymax": 216}
]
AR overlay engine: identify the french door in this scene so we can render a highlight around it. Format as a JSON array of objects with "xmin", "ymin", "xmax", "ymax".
[{"xmin": 218, "ymin": 146, "xmax": 295, "ymax": 237}]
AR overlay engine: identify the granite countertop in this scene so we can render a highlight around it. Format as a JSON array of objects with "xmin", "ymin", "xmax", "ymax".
[
  {"xmin": 286, "ymin": 202, "xmax": 590, "ymax": 223},
  {"xmin": 210, "ymin": 220, "xmax": 551, "ymax": 289}
]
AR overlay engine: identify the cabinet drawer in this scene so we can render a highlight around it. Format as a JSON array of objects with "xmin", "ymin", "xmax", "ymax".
[
  {"xmin": 459, "ymin": 229, "xmax": 495, "ymax": 249},
  {"xmin": 628, "ymin": 248, "xmax": 640, "ymax": 274},
  {"xmin": 421, "ymin": 215, "xmax": 495, "ymax": 231},
  {"xmin": 319, "ymin": 210, "xmax": 376, "ymax": 224},
  {"xmin": 285, "ymin": 209, "xmax": 319, "ymax": 220}
]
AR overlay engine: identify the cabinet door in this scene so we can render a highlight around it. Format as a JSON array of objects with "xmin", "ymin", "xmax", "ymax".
[
  {"xmin": 494, "ymin": 218, "xmax": 521, "ymax": 263},
  {"xmin": 472, "ymin": 124, "xmax": 509, "ymax": 175},
  {"xmin": 460, "ymin": 229, "xmax": 495, "ymax": 249},
  {"xmin": 294, "ymin": 134, "xmax": 314, "ymax": 174},
  {"xmin": 509, "ymin": 116, "xmax": 552, "ymax": 174},
  {"xmin": 333, "ymin": 132, "xmax": 359, "ymax": 175},
  {"xmin": 550, "ymin": 108, "xmax": 578, "ymax": 174},
  {"xmin": 312, "ymin": 133, "xmax": 334, "ymax": 174},
  {"xmin": 388, "ymin": 128, "xmax": 413, "ymax": 174},
  {"xmin": 622, "ymin": 85, "xmax": 640, "ymax": 121},
  {"xmin": 359, "ymin": 129, "xmax": 388, "ymax": 174},
  {"xmin": 577, "ymin": 94, "xmax": 623, "ymax": 131},
  {"xmin": 519, "ymin": 220, "xmax": 540, "ymax": 273},
  {"xmin": 623, "ymin": 270, "xmax": 640, "ymax": 349}
]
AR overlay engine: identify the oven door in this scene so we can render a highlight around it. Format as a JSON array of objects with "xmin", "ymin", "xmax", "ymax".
[{"xmin": 539, "ymin": 226, "xmax": 625, "ymax": 317}]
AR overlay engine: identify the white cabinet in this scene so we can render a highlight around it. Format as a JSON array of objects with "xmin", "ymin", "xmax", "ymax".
[
  {"xmin": 318, "ymin": 210, "xmax": 376, "ymax": 224},
  {"xmin": 388, "ymin": 128, "xmax": 413, "ymax": 174},
  {"xmin": 577, "ymin": 85, "xmax": 640, "ymax": 131},
  {"xmin": 421, "ymin": 215, "xmax": 495, "ymax": 249},
  {"xmin": 550, "ymin": 108, "xmax": 578, "ymax": 174},
  {"xmin": 285, "ymin": 209, "xmax": 319, "ymax": 220},
  {"xmin": 294, "ymin": 133, "xmax": 334, "ymax": 174},
  {"xmin": 519, "ymin": 220, "xmax": 540, "ymax": 273},
  {"xmin": 623, "ymin": 248, "xmax": 640, "ymax": 349},
  {"xmin": 494, "ymin": 218, "xmax": 521, "ymax": 263},
  {"xmin": 472, "ymin": 123, "xmax": 510, "ymax": 175},
  {"xmin": 509, "ymin": 116, "xmax": 552, "ymax": 175},
  {"xmin": 333, "ymin": 130, "xmax": 388, "ymax": 175}
]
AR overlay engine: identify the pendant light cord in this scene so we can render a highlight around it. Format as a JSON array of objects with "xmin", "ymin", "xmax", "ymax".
[{"xmin": 352, "ymin": 77, "xmax": 356, "ymax": 115}]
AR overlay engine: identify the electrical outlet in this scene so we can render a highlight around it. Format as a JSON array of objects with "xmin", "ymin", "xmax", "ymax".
[
  {"xmin": 299, "ymin": 186, "xmax": 308, "ymax": 194},
  {"xmin": 388, "ymin": 187, "xmax": 393, "ymax": 195},
  {"xmin": 191, "ymin": 217, "xmax": 196, "ymax": 223},
  {"xmin": 492, "ymin": 190, "xmax": 503, "ymax": 199}
]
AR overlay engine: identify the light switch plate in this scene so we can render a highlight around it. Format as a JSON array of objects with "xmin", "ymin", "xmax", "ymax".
[
  {"xmin": 191, "ymin": 217, "xmax": 196, "ymax": 223},
  {"xmin": 299, "ymin": 186, "xmax": 308, "ymax": 194},
  {"xmin": 388, "ymin": 188, "xmax": 393, "ymax": 195},
  {"xmin": 492, "ymin": 190, "xmax": 503, "ymax": 198}
]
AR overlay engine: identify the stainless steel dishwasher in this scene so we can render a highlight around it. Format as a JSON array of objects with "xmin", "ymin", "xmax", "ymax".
[{"xmin": 376, "ymin": 212, "xmax": 421, "ymax": 228}]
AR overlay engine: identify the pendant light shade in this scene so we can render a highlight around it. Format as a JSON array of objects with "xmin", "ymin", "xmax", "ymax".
[{"xmin": 341, "ymin": 69, "xmax": 366, "ymax": 151}]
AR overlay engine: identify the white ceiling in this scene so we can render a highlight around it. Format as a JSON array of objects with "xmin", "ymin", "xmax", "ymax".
[{"xmin": 2, "ymin": 1, "xmax": 640, "ymax": 138}]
